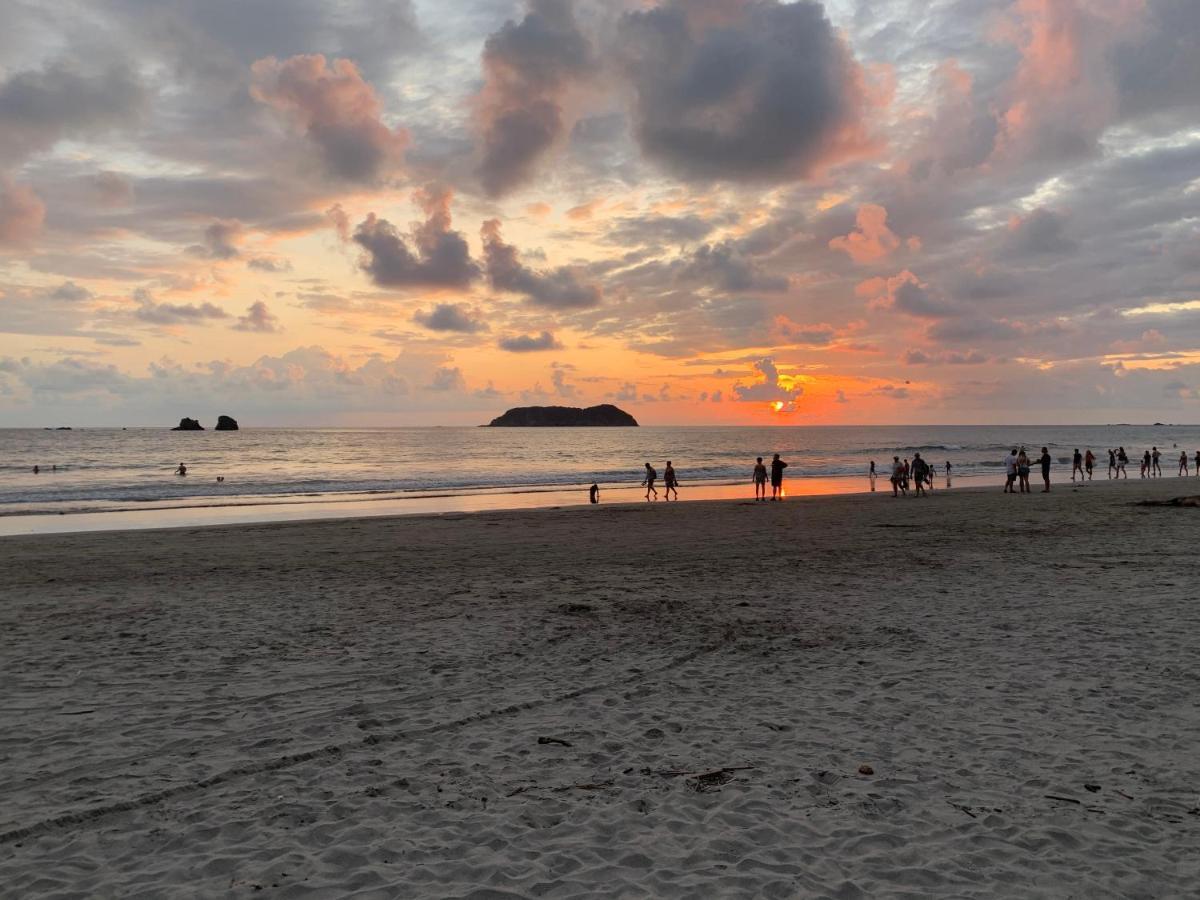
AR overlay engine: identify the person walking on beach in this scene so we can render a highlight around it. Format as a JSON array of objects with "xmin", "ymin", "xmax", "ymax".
[
  {"xmin": 770, "ymin": 453, "xmax": 788, "ymax": 501},
  {"xmin": 589, "ymin": 483, "xmax": 600, "ymax": 504},
  {"xmin": 1072, "ymin": 449, "xmax": 1084, "ymax": 482},
  {"xmin": 752, "ymin": 457, "xmax": 768, "ymax": 500},
  {"xmin": 175, "ymin": 462, "xmax": 187, "ymax": 476},
  {"xmin": 911, "ymin": 453, "xmax": 930, "ymax": 497},
  {"xmin": 890, "ymin": 456, "xmax": 906, "ymax": 497},
  {"xmin": 1180, "ymin": 451, "xmax": 1190, "ymax": 477},
  {"xmin": 642, "ymin": 463, "xmax": 658, "ymax": 501},
  {"xmin": 1152, "ymin": 447, "xmax": 1162, "ymax": 477},
  {"xmin": 663, "ymin": 461, "xmax": 679, "ymax": 501},
  {"xmin": 1084, "ymin": 449, "xmax": 1095, "ymax": 480},
  {"xmin": 1107, "ymin": 449, "xmax": 1116, "ymax": 478},
  {"xmin": 1141, "ymin": 450, "xmax": 1151, "ymax": 478},
  {"xmin": 945, "ymin": 460, "xmax": 952, "ymax": 484},
  {"xmin": 1117, "ymin": 447, "xmax": 1129, "ymax": 478},
  {"xmin": 1040, "ymin": 447, "xmax": 1052, "ymax": 492},
  {"xmin": 1004, "ymin": 449, "xmax": 1019, "ymax": 493},
  {"xmin": 902, "ymin": 458, "xmax": 911, "ymax": 492},
  {"xmin": 1017, "ymin": 447, "xmax": 1031, "ymax": 493}
]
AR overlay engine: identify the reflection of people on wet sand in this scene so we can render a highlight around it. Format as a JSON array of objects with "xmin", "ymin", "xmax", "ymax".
[
  {"xmin": 589, "ymin": 483, "xmax": 600, "ymax": 504},
  {"xmin": 641, "ymin": 463, "xmax": 657, "ymax": 501},
  {"xmin": 752, "ymin": 457, "xmax": 768, "ymax": 501},
  {"xmin": 770, "ymin": 453, "xmax": 788, "ymax": 501},
  {"xmin": 175, "ymin": 463, "xmax": 187, "ymax": 476},
  {"xmin": 663, "ymin": 461, "xmax": 679, "ymax": 501}
]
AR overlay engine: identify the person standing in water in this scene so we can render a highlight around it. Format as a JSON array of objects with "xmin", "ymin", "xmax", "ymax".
[
  {"xmin": 1195, "ymin": 450, "xmax": 1200, "ymax": 476},
  {"xmin": 663, "ymin": 461, "xmax": 679, "ymax": 501},
  {"xmin": 1117, "ymin": 447, "xmax": 1129, "ymax": 478},
  {"xmin": 1141, "ymin": 450, "xmax": 1151, "ymax": 478},
  {"xmin": 1072, "ymin": 449, "xmax": 1084, "ymax": 482},
  {"xmin": 1039, "ymin": 447, "xmax": 1052, "ymax": 492},
  {"xmin": 1084, "ymin": 449, "xmax": 1095, "ymax": 480},
  {"xmin": 641, "ymin": 463, "xmax": 657, "ymax": 501},
  {"xmin": 175, "ymin": 462, "xmax": 187, "ymax": 476},
  {"xmin": 589, "ymin": 483, "xmax": 600, "ymax": 504},
  {"xmin": 752, "ymin": 457, "xmax": 768, "ymax": 500},
  {"xmin": 1180, "ymin": 451, "xmax": 1190, "ymax": 477},
  {"xmin": 945, "ymin": 460, "xmax": 953, "ymax": 484},
  {"xmin": 770, "ymin": 453, "xmax": 788, "ymax": 501},
  {"xmin": 1152, "ymin": 447, "xmax": 1162, "ymax": 477},
  {"xmin": 1107, "ymin": 449, "xmax": 1116, "ymax": 478}
]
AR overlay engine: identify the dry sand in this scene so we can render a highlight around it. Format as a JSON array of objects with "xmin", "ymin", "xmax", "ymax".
[{"xmin": 2, "ymin": 478, "xmax": 1199, "ymax": 898}]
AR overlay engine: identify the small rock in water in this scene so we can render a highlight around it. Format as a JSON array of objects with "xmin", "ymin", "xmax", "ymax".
[{"xmin": 858, "ymin": 764, "xmax": 875, "ymax": 776}]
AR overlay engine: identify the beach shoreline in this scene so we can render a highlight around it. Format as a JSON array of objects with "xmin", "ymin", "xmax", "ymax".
[{"xmin": 3, "ymin": 477, "xmax": 1199, "ymax": 896}]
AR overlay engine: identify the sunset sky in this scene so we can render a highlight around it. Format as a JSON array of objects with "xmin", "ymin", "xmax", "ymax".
[{"xmin": 1, "ymin": 0, "xmax": 1198, "ymax": 426}]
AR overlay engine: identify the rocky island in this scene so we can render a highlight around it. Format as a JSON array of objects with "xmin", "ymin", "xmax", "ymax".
[
  {"xmin": 215, "ymin": 415, "xmax": 239, "ymax": 431},
  {"xmin": 486, "ymin": 404, "xmax": 638, "ymax": 427},
  {"xmin": 171, "ymin": 417, "xmax": 204, "ymax": 431}
]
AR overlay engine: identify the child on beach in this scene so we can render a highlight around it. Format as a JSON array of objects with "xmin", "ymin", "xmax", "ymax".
[
  {"xmin": 663, "ymin": 462, "xmax": 679, "ymax": 501},
  {"xmin": 770, "ymin": 453, "xmax": 788, "ymax": 501},
  {"xmin": 752, "ymin": 457, "xmax": 768, "ymax": 501},
  {"xmin": 642, "ymin": 463, "xmax": 658, "ymax": 501}
]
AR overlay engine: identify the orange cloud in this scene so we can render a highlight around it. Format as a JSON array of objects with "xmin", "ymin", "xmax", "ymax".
[{"xmin": 829, "ymin": 204, "xmax": 906, "ymax": 264}]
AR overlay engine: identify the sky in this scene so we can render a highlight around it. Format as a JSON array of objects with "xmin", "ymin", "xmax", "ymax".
[{"xmin": 0, "ymin": 0, "xmax": 1198, "ymax": 427}]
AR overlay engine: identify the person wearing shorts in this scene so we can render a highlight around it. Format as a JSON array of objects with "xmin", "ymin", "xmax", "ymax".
[
  {"xmin": 770, "ymin": 453, "xmax": 788, "ymax": 501},
  {"xmin": 642, "ymin": 463, "xmax": 658, "ymax": 501},
  {"xmin": 663, "ymin": 461, "xmax": 679, "ymax": 501},
  {"xmin": 753, "ymin": 457, "xmax": 768, "ymax": 501}
]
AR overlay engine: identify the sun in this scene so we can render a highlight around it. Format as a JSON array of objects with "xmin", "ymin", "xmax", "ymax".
[{"xmin": 771, "ymin": 401, "xmax": 785, "ymax": 412}]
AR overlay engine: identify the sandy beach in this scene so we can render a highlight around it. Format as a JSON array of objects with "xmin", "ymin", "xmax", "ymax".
[{"xmin": 2, "ymin": 477, "xmax": 1199, "ymax": 898}]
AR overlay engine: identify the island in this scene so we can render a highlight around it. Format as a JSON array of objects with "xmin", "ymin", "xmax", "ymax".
[
  {"xmin": 215, "ymin": 415, "xmax": 239, "ymax": 431},
  {"xmin": 171, "ymin": 417, "xmax": 204, "ymax": 431},
  {"xmin": 486, "ymin": 404, "xmax": 638, "ymax": 427}
]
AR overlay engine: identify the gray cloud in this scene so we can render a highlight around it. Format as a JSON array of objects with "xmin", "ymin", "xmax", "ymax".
[
  {"xmin": 1005, "ymin": 209, "xmax": 1077, "ymax": 257},
  {"xmin": 477, "ymin": 0, "xmax": 595, "ymax": 196},
  {"xmin": 250, "ymin": 54, "xmax": 408, "ymax": 183},
  {"xmin": 0, "ymin": 175, "xmax": 45, "ymax": 245},
  {"xmin": 498, "ymin": 330, "xmax": 562, "ymax": 352},
  {"xmin": 617, "ymin": 0, "xmax": 870, "ymax": 182},
  {"xmin": 352, "ymin": 187, "xmax": 478, "ymax": 289},
  {"xmin": 134, "ymin": 289, "xmax": 229, "ymax": 325},
  {"xmin": 0, "ymin": 62, "xmax": 146, "ymax": 164},
  {"xmin": 482, "ymin": 218, "xmax": 601, "ymax": 308},
  {"xmin": 413, "ymin": 303, "xmax": 488, "ymax": 333},
  {"xmin": 233, "ymin": 300, "xmax": 281, "ymax": 332}
]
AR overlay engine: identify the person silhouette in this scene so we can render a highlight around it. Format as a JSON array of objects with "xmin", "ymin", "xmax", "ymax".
[
  {"xmin": 770, "ymin": 453, "xmax": 788, "ymax": 500},
  {"xmin": 663, "ymin": 461, "xmax": 679, "ymax": 501},
  {"xmin": 589, "ymin": 483, "xmax": 600, "ymax": 504},
  {"xmin": 642, "ymin": 463, "xmax": 658, "ymax": 501},
  {"xmin": 175, "ymin": 463, "xmax": 187, "ymax": 476},
  {"xmin": 890, "ymin": 456, "xmax": 906, "ymax": 497},
  {"xmin": 911, "ymin": 453, "xmax": 929, "ymax": 497},
  {"xmin": 1039, "ymin": 447, "xmax": 1052, "ymax": 492},
  {"xmin": 752, "ymin": 457, "xmax": 768, "ymax": 501}
]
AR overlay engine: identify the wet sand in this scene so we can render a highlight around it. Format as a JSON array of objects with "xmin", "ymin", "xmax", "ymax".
[{"xmin": 2, "ymin": 477, "xmax": 1199, "ymax": 897}]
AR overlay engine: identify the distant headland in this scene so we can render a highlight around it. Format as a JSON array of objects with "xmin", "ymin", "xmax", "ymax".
[{"xmin": 486, "ymin": 404, "xmax": 638, "ymax": 427}]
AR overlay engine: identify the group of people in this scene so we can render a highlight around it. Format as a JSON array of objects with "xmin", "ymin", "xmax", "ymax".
[
  {"xmin": 1003, "ymin": 445, "xmax": 1200, "ymax": 494},
  {"xmin": 874, "ymin": 455, "xmax": 949, "ymax": 498}
]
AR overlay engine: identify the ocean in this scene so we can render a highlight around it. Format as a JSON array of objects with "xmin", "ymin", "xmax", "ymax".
[{"xmin": 3, "ymin": 425, "xmax": 1198, "ymax": 534}]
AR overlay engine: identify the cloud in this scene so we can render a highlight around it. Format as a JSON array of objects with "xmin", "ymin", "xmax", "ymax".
[
  {"xmin": 617, "ymin": 0, "xmax": 876, "ymax": 182},
  {"xmin": 0, "ymin": 62, "xmax": 146, "ymax": 164},
  {"xmin": 481, "ymin": 219, "xmax": 601, "ymax": 308},
  {"xmin": 0, "ymin": 175, "xmax": 45, "ymax": 246},
  {"xmin": 606, "ymin": 214, "xmax": 714, "ymax": 247},
  {"xmin": 681, "ymin": 241, "xmax": 789, "ymax": 292},
  {"xmin": 233, "ymin": 300, "xmax": 281, "ymax": 332},
  {"xmin": 352, "ymin": 187, "xmax": 478, "ymax": 289},
  {"xmin": 829, "ymin": 204, "xmax": 903, "ymax": 264},
  {"xmin": 772, "ymin": 316, "xmax": 836, "ymax": 346},
  {"xmin": 250, "ymin": 54, "xmax": 408, "ymax": 183},
  {"xmin": 413, "ymin": 303, "xmax": 488, "ymax": 333},
  {"xmin": 498, "ymin": 331, "xmax": 562, "ymax": 352},
  {"xmin": 476, "ymin": 0, "xmax": 595, "ymax": 196},
  {"xmin": 247, "ymin": 256, "xmax": 292, "ymax": 272},
  {"xmin": 134, "ymin": 290, "xmax": 229, "ymax": 325},
  {"xmin": 1006, "ymin": 208, "xmax": 1077, "ymax": 256},
  {"xmin": 193, "ymin": 219, "xmax": 243, "ymax": 259},
  {"xmin": 89, "ymin": 170, "xmax": 134, "ymax": 207},
  {"xmin": 50, "ymin": 281, "xmax": 91, "ymax": 302},
  {"xmin": 732, "ymin": 357, "xmax": 804, "ymax": 410},
  {"xmin": 857, "ymin": 271, "xmax": 955, "ymax": 318},
  {"xmin": 428, "ymin": 366, "xmax": 465, "ymax": 391},
  {"xmin": 550, "ymin": 364, "xmax": 577, "ymax": 397}
]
